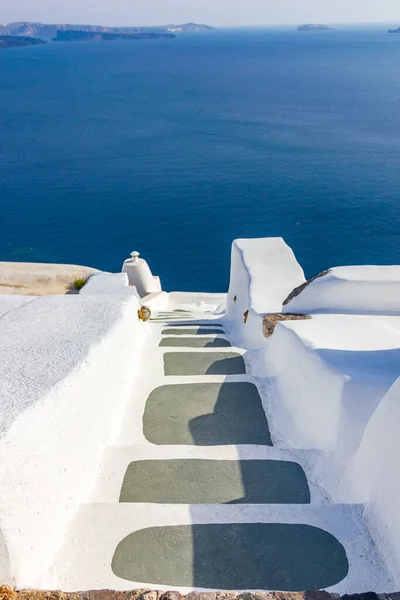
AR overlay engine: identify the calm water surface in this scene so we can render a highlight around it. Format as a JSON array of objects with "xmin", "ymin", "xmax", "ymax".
[{"xmin": 1, "ymin": 28, "xmax": 400, "ymax": 290}]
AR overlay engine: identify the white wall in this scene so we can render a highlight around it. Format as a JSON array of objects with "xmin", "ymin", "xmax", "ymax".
[
  {"xmin": 248, "ymin": 313, "xmax": 400, "ymax": 586},
  {"xmin": 0, "ymin": 295, "xmax": 149, "ymax": 588},
  {"xmin": 225, "ymin": 238, "xmax": 305, "ymax": 349},
  {"xmin": 284, "ymin": 266, "xmax": 400, "ymax": 314},
  {"xmin": 226, "ymin": 240, "xmax": 400, "ymax": 585},
  {"xmin": 346, "ymin": 377, "xmax": 400, "ymax": 582},
  {"xmin": 80, "ymin": 272, "xmax": 141, "ymax": 298},
  {"xmin": 259, "ymin": 321, "xmax": 345, "ymax": 449}
]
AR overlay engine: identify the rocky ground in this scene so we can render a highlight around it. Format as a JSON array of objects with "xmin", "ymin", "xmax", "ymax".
[
  {"xmin": 0, "ymin": 588, "xmax": 398, "ymax": 600},
  {"xmin": 0, "ymin": 262, "xmax": 99, "ymax": 295}
]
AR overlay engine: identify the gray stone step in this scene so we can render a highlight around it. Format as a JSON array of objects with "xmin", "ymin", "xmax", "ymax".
[
  {"xmin": 143, "ymin": 382, "xmax": 271, "ymax": 446},
  {"xmin": 112, "ymin": 522, "xmax": 349, "ymax": 590},
  {"xmin": 119, "ymin": 459, "xmax": 310, "ymax": 504},
  {"xmin": 151, "ymin": 320, "xmax": 217, "ymax": 324},
  {"xmin": 160, "ymin": 337, "xmax": 232, "ymax": 348},
  {"xmin": 152, "ymin": 321, "xmax": 224, "ymax": 327},
  {"xmin": 164, "ymin": 352, "xmax": 246, "ymax": 376},
  {"xmin": 162, "ymin": 328, "xmax": 226, "ymax": 335},
  {"xmin": 53, "ymin": 502, "xmax": 392, "ymax": 593}
]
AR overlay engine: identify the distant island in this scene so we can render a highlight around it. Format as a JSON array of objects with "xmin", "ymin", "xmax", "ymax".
[
  {"xmin": 388, "ymin": 27, "xmax": 400, "ymax": 33},
  {"xmin": 0, "ymin": 22, "xmax": 215, "ymax": 40},
  {"xmin": 0, "ymin": 35, "xmax": 46, "ymax": 49},
  {"xmin": 166, "ymin": 23, "xmax": 213, "ymax": 33},
  {"xmin": 52, "ymin": 30, "xmax": 175, "ymax": 42},
  {"xmin": 298, "ymin": 24, "xmax": 334, "ymax": 31}
]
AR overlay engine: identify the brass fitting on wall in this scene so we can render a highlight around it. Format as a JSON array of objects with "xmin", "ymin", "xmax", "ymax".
[{"xmin": 138, "ymin": 306, "xmax": 152, "ymax": 322}]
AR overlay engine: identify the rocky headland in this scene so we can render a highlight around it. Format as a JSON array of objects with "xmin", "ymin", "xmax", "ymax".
[
  {"xmin": 388, "ymin": 27, "xmax": 400, "ymax": 33},
  {"xmin": 0, "ymin": 35, "xmax": 46, "ymax": 48},
  {"xmin": 0, "ymin": 22, "xmax": 214, "ymax": 39},
  {"xmin": 52, "ymin": 30, "xmax": 175, "ymax": 42}
]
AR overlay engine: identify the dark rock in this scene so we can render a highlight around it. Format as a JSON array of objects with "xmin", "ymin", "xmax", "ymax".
[
  {"xmin": 138, "ymin": 592, "xmax": 159, "ymax": 600},
  {"xmin": 263, "ymin": 313, "xmax": 312, "ymax": 338},
  {"xmin": 215, "ymin": 593, "xmax": 237, "ymax": 600},
  {"xmin": 159, "ymin": 592, "xmax": 183, "ymax": 600},
  {"xmin": 305, "ymin": 593, "xmax": 333, "ymax": 600},
  {"xmin": 82, "ymin": 591, "xmax": 116, "ymax": 600},
  {"xmin": 186, "ymin": 594, "xmax": 217, "ymax": 600},
  {"xmin": 283, "ymin": 270, "xmax": 331, "ymax": 306},
  {"xmin": 238, "ymin": 594, "xmax": 276, "ymax": 600},
  {"xmin": 272, "ymin": 594, "xmax": 305, "ymax": 600},
  {"xmin": 121, "ymin": 592, "xmax": 153, "ymax": 600}
]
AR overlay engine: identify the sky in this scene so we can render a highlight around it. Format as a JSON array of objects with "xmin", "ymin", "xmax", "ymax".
[{"xmin": 0, "ymin": 0, "xmax": 399, "ymax": 27}]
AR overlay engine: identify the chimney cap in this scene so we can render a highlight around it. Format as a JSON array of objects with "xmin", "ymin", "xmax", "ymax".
[{"xmin": 130, "ymin": 251, "xmax": 140, "ymax": 262}]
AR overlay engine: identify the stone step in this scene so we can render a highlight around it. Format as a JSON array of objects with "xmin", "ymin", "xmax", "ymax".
[
  {"xmin": 162, "ymin": 322, "xmax": 225, "ymax": 327},
  {"xmin": 91, "ymin": 446, "xmax": 325, "ymax": 503},
  {"xmin": 162, "ymin": 328, "xmax": 226, "ymax": 335},
  {"xmin": 151, "ymin": 321, "xmax": 221, "ymax": 326},
  {"xmin": 164, "ymin": 352, "xmax": 246, "ymax": 376},
  {"xmin": 113, "ymin": 522, "xmax": 348, "ymax": 590},
  {"xmin": 143, "ymin": 382, "xmax": 271, "ymax": 446},
  {"xmin": 119, "ymin": 458, "xmax": 310, "ymax": 504},
  {"xmin": 53, "ymin": 503, "xmax": 391, "ymax": 593},
  {"xmin": 160, "ymin": 337, "xmax": 232, "ymax": 348},
  {"xmin": 151, "ymin": 320, "xmax": 224, "ymax": 326}
]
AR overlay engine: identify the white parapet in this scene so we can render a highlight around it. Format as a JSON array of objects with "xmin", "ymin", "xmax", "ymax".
[
  {"xmin": 283, "ymin": 266, "xmax": 400, "ymax": 314},
  {"xmin": 225, "ymin": 237, "xmax": 305, "ymax": 349},
  {"xmin": 121, "ymin": 252, "xmax": 162, "ymax": 298},
  {"xmin": 248, "ymin": 311, "xmax": 400, "ymax": 585},
  {"xmin": 0, "ymin": 294, "xmax": 149, "ymax": 588},
  {"xmin": 348, "ymin": 375, "xmax": 400, "ymax": 581},
  {"xmin": 80, "ymin": 272, "xmax": 141, "ymax": 299}
]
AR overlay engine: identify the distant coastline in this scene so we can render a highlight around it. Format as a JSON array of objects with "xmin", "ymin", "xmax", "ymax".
[
  {"xmin": 388, "ymin": 27, "xmax": 400, "ymax": 33},
  {"xmin": 0, "ymin": 35, "xmax": 46, "ymax": 49},
  {"xmin": 298, "ymin": 24, "xmax": 334, "ymax": 31},
  {"xmin": 0, "ymin": 22, "xmax": 215, "ymax": 40},
  {"xmin": 52, "ymin": 30, "xmax": 175, "ymax": 42}
]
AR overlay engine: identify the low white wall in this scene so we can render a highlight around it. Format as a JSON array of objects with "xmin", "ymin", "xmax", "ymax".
[
  {"xmin": 347, "ymin": 377, "xmax": 400, "ymax": 582},
  {"xmin": 142, "ymin": 291, "xmax": 170, "ymax": 310},
  {"xmin": 260, "ymin": 321, "xmax": 344, "ymax": 449},
  {"xmin": 225, "ymin": 238, "xmax": 305, "ymax": 349},
  {"xmin": 284, "ymin": 266, "xmax": 400, "ymax": 314},
  {"xmin": 0, "ymin": 294, "xmax": 149, "ymax": 588},
  {"xmin": 248, "ymin": 314, "xmax": 400, "ymax": 586},
  {"xmin": 80, "ymin": 272, "xmax": 141, "ymax": 299}
]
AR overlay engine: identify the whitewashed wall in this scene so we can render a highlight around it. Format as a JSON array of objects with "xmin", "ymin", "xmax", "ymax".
[
  {"xmin": 0, "ymin": 295, "xmax": 149, "ymax": 588},
  {"xmin": 225, "ymin": 238, "xmax": 305, "ymax": 349},
  {"xmin": 347, "ymin": 377, "xmax": 400, "ymax": 581},
  {"xmin": 248, "ymin": 311, "xmax": 400, "ymax": 586},
  {"xmin": 284, "ymin": 266, "xmax": 400, "ymax": 314}
]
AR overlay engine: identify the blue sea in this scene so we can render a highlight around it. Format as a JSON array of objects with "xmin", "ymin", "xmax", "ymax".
[{"xmin": 1, "ymin": 27, "xmax": 400, "ymax": 291}]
